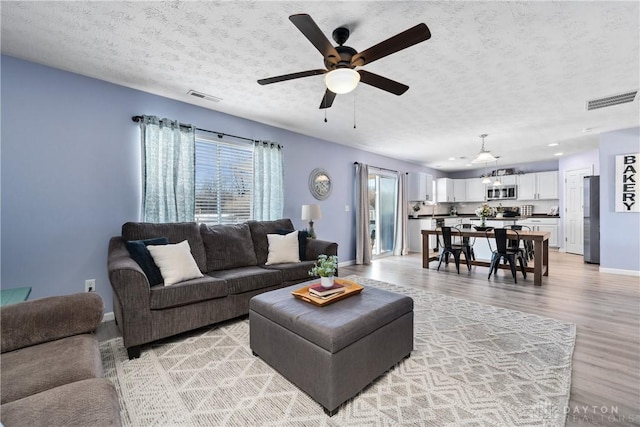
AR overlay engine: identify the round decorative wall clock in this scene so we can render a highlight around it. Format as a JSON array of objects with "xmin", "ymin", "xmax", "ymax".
[{"xmin": 309, "ymin": 168, "xmax": 332, "ymax": 200}]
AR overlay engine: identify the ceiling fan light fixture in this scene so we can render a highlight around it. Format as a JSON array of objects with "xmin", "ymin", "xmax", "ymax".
[{"xmin": 324, "ymin": 69, "xmax": 360, "ymax": 94}]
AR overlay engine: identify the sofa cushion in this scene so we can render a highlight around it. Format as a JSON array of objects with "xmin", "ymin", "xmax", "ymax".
[
  {"xmin": 147, "ymin": 240, "xmax": 204, "ymax": 286},
  {"xmin": 149, "ymin": 275, "xmax": 228, "ymax": 310},
  {"xmin": 200, "ymin": 223, "xmax": 258, "ymax": 272},
  {"xmin": 125, "ymin": 237, "xmax": 168, "ymax": 286},
  {"xmin": 265, "ymin": 231, "xmax": 300, "ymax": 265},
  {"xmin": 247, "ymin": 219, "xmax": 295, "ymax": 265},
  {"xmin": 262, "ymin": 260, "xmax": 316, "ymax": 283},
  {"xmin": 0, "ymin": 378, "xmax": 121, "ymax": 427},
  {"xmin": 207, "ymin": 266, "xmax": 282, "ymax": 295},
  {"xmin": 122, "ymin": 222, "xmax": 206, "ymax": 273},
  {"xmin": 1, "ymin": 334, "xmax": 102, "ymax": 404}
]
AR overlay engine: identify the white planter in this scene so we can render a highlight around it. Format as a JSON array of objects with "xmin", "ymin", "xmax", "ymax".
[{"xmin": 320, "ymin": 276, "xmax": 335, "ymax": 289}]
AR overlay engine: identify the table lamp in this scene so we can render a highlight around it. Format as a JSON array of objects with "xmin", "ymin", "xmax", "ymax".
[{"xmin": 301, "ymin": 204, "xmax": 322, "ymax": 239}]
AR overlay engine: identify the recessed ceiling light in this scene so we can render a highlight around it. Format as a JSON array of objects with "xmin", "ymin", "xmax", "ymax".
[
  {"xmin": 434, "ymin": 164, "xmax": 441, "ymax": 167},
  {"xmin": 448, "ymin": 157, "xmax": 456, "ymax": 161},
  {"xmin": 465, "ymin": 163, "xmax": 472, "ymax": 167},
  {"xmin": 548, "ymin": 143, "xmax": 559, "ymax": 147},
  {"xmin": 554, "ymin": 152, "xmax": 563, "ymax": 156},
  {"xmin": 582, "ymin": 127, "xmax": 593, "ymax": 133}
]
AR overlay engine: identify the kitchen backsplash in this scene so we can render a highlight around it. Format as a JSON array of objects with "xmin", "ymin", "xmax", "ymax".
[{"xmin": 409, "ymin": 199, "xmax": 560, "ymax": 216}]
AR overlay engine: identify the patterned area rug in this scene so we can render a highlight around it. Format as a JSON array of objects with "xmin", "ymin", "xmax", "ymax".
[{"xmin": 100, "ymin": 275, "xmax": 576, "ymax": 426}]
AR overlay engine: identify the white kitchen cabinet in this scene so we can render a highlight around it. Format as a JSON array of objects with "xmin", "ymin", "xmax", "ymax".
[
  {"xmin": 536, "ymin": 171, "xmax": 559, "ymax": 199},
  {"xmin": 517, "ymin": 171, "xmax": 559, "ymax": 200},
  {"xmin": 408, "ymin": 172, "xmax": 434, "ymax": 201},
  {"xmin": 497, "ymin": 175, "xmax": 517, "ymax": 186},
  {"xmin": 408, "ymin": 218, "xmax": 437, "ymax": 253},
  {"xmin": 453, "ymin": 179, "xmax": 466, "ymax": 202},
  {"xmin": 465, "ymin": 178, "xmax": 486, "ymax": 202},
  {"xmin": 436, "ymin": 178, "xmax": 453, "ymax": 203},
  {"xmin": 516, "ymin": 217, "xmax": 559, "ymax": 247},
  {"xmin": 437, "ymin": 178, "xmax": 467, "ymax": 202}
]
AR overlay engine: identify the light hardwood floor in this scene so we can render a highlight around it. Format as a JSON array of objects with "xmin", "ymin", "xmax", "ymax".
[
  {"xmin": 98, "ymin": 250, "xmax": 640, "ymax": 426},
  {"xmin": 339, "ymin": 251, "xmax": 640, "ymax": 427}
]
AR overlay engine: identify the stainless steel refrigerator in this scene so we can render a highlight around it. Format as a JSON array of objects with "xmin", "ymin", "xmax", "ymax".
[{"xmin": 583, "ymin": 176, "xmax": 600, "ymax": 264}]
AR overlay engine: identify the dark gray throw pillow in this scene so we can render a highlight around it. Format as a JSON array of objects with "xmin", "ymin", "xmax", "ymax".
[
  {"xmin": 200, "ymin": 223, "xmax": 258, "ymax": 272},
  {"xmin": 125, "ymin": 237, "xmax": 169, "ymax": 286},
  {"xmin": 276, "ymin": 229, "xmax": 308, "ymax": 261}
]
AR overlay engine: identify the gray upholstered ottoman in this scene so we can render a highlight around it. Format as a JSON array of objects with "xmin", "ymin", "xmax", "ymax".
[{"xmin": 249, "ymin": 281, "xmax": 413, "ymax": 416}]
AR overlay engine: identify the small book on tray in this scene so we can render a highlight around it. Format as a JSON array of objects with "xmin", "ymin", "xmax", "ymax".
[{"xmin": 308, "ymin": 283, "xmax": 345, "ymax": 297}]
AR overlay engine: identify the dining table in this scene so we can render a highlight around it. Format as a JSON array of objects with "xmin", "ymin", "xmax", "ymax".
[{"xmin": 421, "ymin": 228, "xmax": 550, "ymax": 286}]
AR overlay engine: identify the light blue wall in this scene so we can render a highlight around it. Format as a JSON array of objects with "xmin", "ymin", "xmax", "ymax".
[
  {"xmin": 1, "ymin": 55, "xmax": 437, "ymax": 312},
  {"xmin": 557, "ymin": 149, "xmax": 600, "ymax": 250},
  {"xmin": 599, "ymin": 127, "xmax": 640, "ymax": 272}
]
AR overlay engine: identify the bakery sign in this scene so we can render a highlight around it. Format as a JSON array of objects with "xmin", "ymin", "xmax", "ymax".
[{"xmin": 616, "ymin": 153, "xmax": 639, "ymax": 212}]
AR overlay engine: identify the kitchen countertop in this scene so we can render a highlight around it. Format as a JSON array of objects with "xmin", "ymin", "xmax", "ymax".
[{"xmin": 408, "ymin": 214, "xmax": 560, "ymax": 220}]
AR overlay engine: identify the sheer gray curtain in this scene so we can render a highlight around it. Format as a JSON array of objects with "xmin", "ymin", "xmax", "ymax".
[
  {"xmin": 355, "ymin": 162, "xmax": 372, "ymax": 264},
  {"xmin": 393, "ymin": 172, "xmax": 409, "ymax": 255},
  {"xmin": 140, "ymin": 116, "xmax": 196, "ymax": 222},
  {"xmin": 252, "ymin": 141, "xmax": 284, "ymax": 220}
]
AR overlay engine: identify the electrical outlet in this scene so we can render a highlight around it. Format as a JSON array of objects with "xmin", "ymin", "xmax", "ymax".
[{"xmin": 85, "ymin": 279, "xmax": 96, "ymax": 293}]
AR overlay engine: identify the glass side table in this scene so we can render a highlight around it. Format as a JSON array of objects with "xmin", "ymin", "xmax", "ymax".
[{"xmin": 0, "ymin": 287, "xmax": 32, "ymax": 306}]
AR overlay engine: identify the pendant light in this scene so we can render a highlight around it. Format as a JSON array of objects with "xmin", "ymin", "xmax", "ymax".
[
  {"xmin": 481, "ymin": 162, "xmax": 492, "ymax": 184},
  {"xmin": 493, "ymin": 160, "xmax": 502, "ymax": 186},
  {"xmin": 471, "ymin": 134, "xmax": 497, "ymax": 164}
]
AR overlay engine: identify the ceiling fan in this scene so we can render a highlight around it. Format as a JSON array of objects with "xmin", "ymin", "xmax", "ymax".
[{"xmin": 257, "ymin": 14, "xmax": 431, "ymax": 109}]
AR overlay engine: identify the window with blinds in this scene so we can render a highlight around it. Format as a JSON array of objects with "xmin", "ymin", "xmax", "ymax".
[{"xmin": 195, "ymin": 136, "xmax": 253, "ymax": 225}]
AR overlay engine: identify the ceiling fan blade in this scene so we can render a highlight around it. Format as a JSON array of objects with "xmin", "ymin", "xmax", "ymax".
[
  {"xmin": 351, "ymin": 23, "xmax": 431, "ymax": 67},
  {"xmin": 289, "ymin": 14, "xmax": 340, "ymax": 65},
  {"xmin": 319, "ymin": 89, "xmax": 337, "ymax": 109},
  {"xmin": 258, "ymin": 69, "xmax": 326, "ymax": 85},
  {"xmin": 358, "ymin": 70, "xmax": 409, "ymax": 95}
]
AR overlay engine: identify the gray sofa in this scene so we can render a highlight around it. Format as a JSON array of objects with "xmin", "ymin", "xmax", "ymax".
[
  {"xmin": 108, "ymin": 218, "xmax": 338, "ymax": 359},
  {"xmin": 0, "ymin": 293, "xmax": 121, "ymax": 426}
]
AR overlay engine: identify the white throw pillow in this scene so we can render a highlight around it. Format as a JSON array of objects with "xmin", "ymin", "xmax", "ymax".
[
  {"xmin": 265, "ymin": 231, "xmax": 300, "ymax": 265},
  {"xmin": 147, "ymin": 240, "xmax": 204, "ymax": 286}
]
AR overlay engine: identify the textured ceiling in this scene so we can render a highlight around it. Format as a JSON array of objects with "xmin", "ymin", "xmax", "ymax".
[{"xmin": 2, "ymin": 1, "xmax": 639, "ymax": 171}]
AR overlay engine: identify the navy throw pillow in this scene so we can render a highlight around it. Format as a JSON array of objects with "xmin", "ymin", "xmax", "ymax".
[
  {"xmin": 276, "ymin": 229, "xmax": 308, "ymax": 261},
  {"xmin": 125, "ymin": 237, "xmax": 169, "ymax": 286}
]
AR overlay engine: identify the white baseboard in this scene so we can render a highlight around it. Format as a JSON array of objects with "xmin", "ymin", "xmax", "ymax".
[
  {"xmin": 338, "ymin": 259, "xmax": 356, "ymax": 267},
  {"xmin": 102, "ymin": 312, "xmax": 115, "ymax": 322},
  {"xmin": 599, "ymin": 267, "xmax": 640, "ymax": 277}
]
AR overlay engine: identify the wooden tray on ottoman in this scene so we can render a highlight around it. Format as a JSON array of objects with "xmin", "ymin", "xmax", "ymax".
[{"xmin": 292, "ymin": 278, "xmax": 364, "ymax": 307}]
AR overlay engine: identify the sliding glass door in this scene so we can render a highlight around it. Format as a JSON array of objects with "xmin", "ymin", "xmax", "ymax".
[{"xmin": 368, "ymin": 170, "xmax": 397, "ymax": 257}]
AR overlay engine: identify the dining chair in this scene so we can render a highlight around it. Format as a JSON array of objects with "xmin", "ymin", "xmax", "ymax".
[
  {"xmin": 487, "ymin": 228, "xmax": 527, "ymax": 283},
  {"xmin": 436, "ymin": 226, "xmax": 472, "ymax": 274},
  {"xmin": 509, "ymin": 225, "xmax": 534, "ymax": 262},
  {"xmin": 455, "ymin": 223, "xmax": 476, "ymax": 261}
]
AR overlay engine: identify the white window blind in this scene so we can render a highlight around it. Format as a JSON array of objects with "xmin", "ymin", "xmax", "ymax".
[{"xmin": 195, "ymin": 136, "xmax": 253, "ymax": 225}]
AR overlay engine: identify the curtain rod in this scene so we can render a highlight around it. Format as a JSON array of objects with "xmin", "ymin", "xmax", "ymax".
[
  {"xmin": 131, "ymin": 116, "xmax": 259, "ymax": 143},
  {"xmin": 353, "ymin": 161, "xmax": 398, "ymax": 174}
]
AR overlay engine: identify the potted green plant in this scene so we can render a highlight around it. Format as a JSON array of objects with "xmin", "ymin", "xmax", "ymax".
[
  {"xmin": 309, "ymin": 254, "xmax": 338, "ymax": 288},
  {"xmin": 412, "ymin": 203, "xmax": 421, "ymax": 218}
]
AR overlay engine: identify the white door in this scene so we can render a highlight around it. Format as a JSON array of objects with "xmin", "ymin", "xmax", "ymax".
[{"xmin": 565, "ymin": 168, "xmax": 592, "ymax": 254}]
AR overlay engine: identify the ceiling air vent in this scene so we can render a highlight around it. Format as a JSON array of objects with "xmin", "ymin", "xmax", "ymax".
[
  {"xmin": 187, "ymin": 90, "xmax": 222, "ymax": 103},
  {"xmin": 586, "ymin": 90, "xmax": 637, "ymax": 111}
]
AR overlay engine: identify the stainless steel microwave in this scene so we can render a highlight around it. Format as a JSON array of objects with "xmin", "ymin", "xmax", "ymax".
[{"xmin": 487, "ymin": 185, "xmax": 517, "ymax": 200}]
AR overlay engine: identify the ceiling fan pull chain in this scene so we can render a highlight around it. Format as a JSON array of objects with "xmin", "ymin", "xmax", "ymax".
[
  {"xmin": 324, "ymin": 107, "xmax": 328, "ymax": 123},
  {"xmin": 353, "ymin": 94, "xmax": 357, "ymax": 129}
]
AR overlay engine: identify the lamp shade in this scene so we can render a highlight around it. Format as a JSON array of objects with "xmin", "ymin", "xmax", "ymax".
[
  {"xmin": 471, "ymin": 151, "xmax": 497, "ymax": 164},
  {"xmin": 301, "ymin": 204, "xmax": 322, "ymax": 220},
  {"xmin": 324, "ymin": 69, "xmax": 360, "ymax": 94}
]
